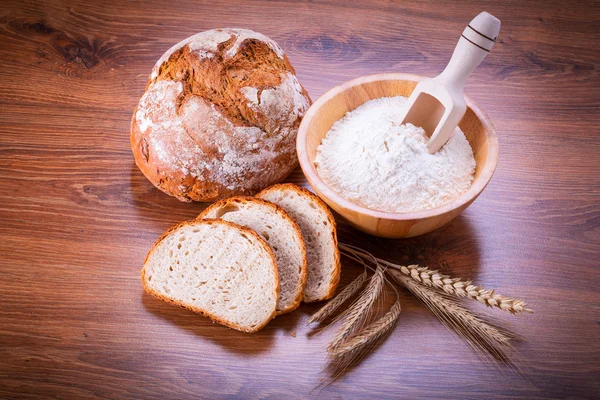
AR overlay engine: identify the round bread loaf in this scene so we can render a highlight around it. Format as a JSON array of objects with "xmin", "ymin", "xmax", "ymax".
[{"xmin": 131, "ymin": 28, "xmax": 311, "ymax": 202}]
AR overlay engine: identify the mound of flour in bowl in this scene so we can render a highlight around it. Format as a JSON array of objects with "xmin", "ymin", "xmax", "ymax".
[{"xmin": 314, "ymin": 96, "xmax": 476, "ymax": 213}]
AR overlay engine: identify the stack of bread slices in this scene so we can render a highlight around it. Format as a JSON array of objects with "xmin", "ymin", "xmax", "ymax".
[{"xmin": 141, "ymin": 184, "xmax": 341, "ymax": 332}]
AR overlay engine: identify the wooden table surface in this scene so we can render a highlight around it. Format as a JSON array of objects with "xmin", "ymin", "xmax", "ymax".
[{"xmin": 1, "ymin": 0, "xmax": 598, "ymax": 398}]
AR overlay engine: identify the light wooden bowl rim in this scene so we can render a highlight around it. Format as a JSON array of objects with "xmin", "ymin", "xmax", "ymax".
[{"xmin": 297, "ymin": 72, "xmax": 499, "ymax": 221}]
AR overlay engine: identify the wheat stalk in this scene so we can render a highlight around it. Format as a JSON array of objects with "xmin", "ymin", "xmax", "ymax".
[
  {"xmin": 330, "ymin": 298, "xmax": 401, "ymax": 357},
  {"xmin": 328, "ymin": 265, "xmax": 385, "ymax": 350},
  {"xmin": 388, "ymin": 269, "xmax": 514, "ymax": 361},
  {"xmin": 308, "ymin": 270, "xmax": 369, "ymax": 325},
  {"xmin": 340, "ymin": 243, "xmax": 531, "ymax": 314},
  {"xmin": 314, "ymin": 250, "xmax": 399, "ymax": 382},
  {"xmin": 313, "ymin": 244, "xmax": 525, "ymax": 381}
]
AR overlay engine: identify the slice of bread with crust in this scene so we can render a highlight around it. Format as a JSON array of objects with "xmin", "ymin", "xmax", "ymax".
[
  {"xmin": 257, "ymin": 184, "xmax": 340, "ymax": 302},
  {"xmin": 141, "ymin": 219, "xmax": 279, "ymax": 333},
  {"xmin": 198, "ymin": 197, "xmax": 307, "ymax": 314}
]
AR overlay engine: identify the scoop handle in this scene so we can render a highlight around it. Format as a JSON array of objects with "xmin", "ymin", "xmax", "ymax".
[{"xmin": 438, "ymin": 12, "xmax": 501, "ymax": 90}]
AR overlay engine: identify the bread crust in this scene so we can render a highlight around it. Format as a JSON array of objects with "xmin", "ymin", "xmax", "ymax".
[
  {"xmin": 141, "ymin": 219, "xmax": 279, "ymax": 333},
  {"xmin": 257, "ymin": 184, "xmax": 341, "ymax": 302},
  {"xmin": 131, "ymin": 28, "xmax": 311, "ymax": 202},
  {"xmin": 197, "ymin": 196, "xmax": 308, "ymax": 314}
]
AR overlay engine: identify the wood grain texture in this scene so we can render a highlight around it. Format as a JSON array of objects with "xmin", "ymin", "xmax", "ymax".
[{"xmin": 0, "ymin": 0, "xmax": 598, "ymax": 399}]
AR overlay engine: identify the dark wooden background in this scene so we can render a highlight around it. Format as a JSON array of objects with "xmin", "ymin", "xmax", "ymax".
[{"xmin": 1, "ymin": 0, "xmax": 598, "ymax": 398}]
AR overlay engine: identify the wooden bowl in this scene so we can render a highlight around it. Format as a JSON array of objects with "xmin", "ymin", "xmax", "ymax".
[{"xmin": 296, "ymin": 73, "xmax": 499, "ymax": 238}]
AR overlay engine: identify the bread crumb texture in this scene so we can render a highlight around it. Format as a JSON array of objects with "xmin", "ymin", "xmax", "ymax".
[
  {"xmin": 257, "ymin": 184, "xmax": 340, "ymax": 302},
  {"xmin": 142, "ymin": 220, "xmax": 278, "ymax": 332},
  {"xmin": 199, "ymin": 196, "xmax": 307, "ymax": 314},
  {"xmin": 131, "ymin": 28, "xmax": 311, "ymax": 202}
]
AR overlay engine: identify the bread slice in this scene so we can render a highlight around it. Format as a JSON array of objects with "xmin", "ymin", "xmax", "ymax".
[
  {"xmin": 198, "ymin": 197, "xmax": 307, "ymax": 314},
  {"xmin": 141, "ymin": 219, "xmax": 279, "ymax": 333},
  {"xmin": 257, "ymin": 184, "xmax": 340, "ymax": 302}
]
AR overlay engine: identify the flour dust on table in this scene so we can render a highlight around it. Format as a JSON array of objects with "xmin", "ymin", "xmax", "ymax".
[{"xmin": 314, "ymin": 96, "xmax": 476, "ymax": 213}]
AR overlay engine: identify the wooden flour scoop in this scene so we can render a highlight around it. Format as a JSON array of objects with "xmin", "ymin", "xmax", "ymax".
[{"xmin": 400, "ymin": 12, "xmax": 501, "ymax": 153}]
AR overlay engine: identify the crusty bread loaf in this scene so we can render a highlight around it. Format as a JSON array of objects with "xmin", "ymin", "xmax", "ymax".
[
  {"xmin": 141, "ymin": 219, "xmax": 279, "ymax": 332},
  {"xmin": 198, "ymin": 197, "xmax": 307, "ymax": 314},
  {"xmin": 131, "ymin": 28, "xmax": 311, "ymax": 202},
  {"xmin": 257, "ymin": 184, "xmax": 340, "ymax": 302}
]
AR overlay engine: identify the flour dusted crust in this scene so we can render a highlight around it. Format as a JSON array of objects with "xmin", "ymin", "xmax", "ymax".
[{"xmin": 131, "ymin": 28, "xmax": 311, "ymax": 202}]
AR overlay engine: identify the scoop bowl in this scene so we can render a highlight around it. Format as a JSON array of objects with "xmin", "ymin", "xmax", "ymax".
[{"xmin": 296, "ymin": 73, "xmax": 499, "ymax": 238}]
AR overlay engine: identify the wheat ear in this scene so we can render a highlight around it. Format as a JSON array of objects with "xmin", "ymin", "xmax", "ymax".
[
  {"xmin": 390, "ymin": 263, "xmax": 530, "ymax": 314},
  {"xmin": 328, "ymin": 265, "xmax": 385, "ymax": 350},
  {"xmin": 340, "ymin": 243, "xmax": 531, "ymax": 314},
  {"xmin": 308, "ymin": 270, "xmax": 369, "ymax": 325},
  {"xmin": 389, "ymin": 269, "xmax": 513, "ymax": 361},
  {"xmin": 330, "ymin": 298, "xmax": 401, "ymax": 357}
]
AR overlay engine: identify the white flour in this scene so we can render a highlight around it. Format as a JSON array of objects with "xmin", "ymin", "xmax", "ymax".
[{"xmin": 314, "ymin": 96, "xmax": 476, "ymax": 213}]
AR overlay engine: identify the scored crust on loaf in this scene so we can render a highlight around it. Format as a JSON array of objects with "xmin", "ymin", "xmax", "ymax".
[
  {"xmin": 198, "ymin": 197, "xmax": 307, "ymax": 314},
  {"xmin": 141, "ymin": 219, "xmax": 279, "ymax": 333},
  {"xmin": 131, "ymin": 28, "xmax": 311, "ymax": 202},
  {"xmin": 257, "ymin": 184, "xmax": 341, "ymax": 303}
]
